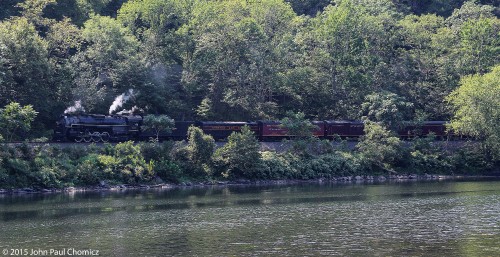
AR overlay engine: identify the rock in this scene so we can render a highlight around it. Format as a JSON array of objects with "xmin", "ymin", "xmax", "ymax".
[
  {"xmin": 99, "ymin": 181, "xmax": 108, "ymax": 187},
  {"xmin": 409, "ymin": 174, "xmax": 418, "ymax": 179},
  {"xmin": 66, "ymin": 187, "xmax": 75, "ymax": 191},
  {"xmin": 355, "ymin": 176, "xmax": 363, "ymax": 181},
  {"xmin": 377, "ymin": 175, "xmax": 387, "ymax": 181}
]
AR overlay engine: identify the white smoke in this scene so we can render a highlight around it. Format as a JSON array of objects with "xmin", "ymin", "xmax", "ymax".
[
  {"xmin": 116, "ymin": 106, "xmax": 143, "ymax": 115},
  {"xmin": 109, "ymin": 89, "xmax": 135, "ymax": 115},
  {"xmin": 64, "ymin": 100, "xmax": 86, "ymax": 114}
]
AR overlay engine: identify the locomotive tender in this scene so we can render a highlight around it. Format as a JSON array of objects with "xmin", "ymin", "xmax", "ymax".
[{"xmin": 54, "ymin": 114, "xmax": 453, "ymax": 142}]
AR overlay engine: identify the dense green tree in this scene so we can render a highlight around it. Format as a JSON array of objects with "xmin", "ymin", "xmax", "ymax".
[
  {"xmin": 288, "ymin": 0, "xmax": 399, "ymax": 119},
  {"xmin": 0, "ymin": 102, "xmax": 38, "ymax": 141},
  {"xmin": 457, "ymin": 17, "xmax": 499, "ymax": 75},
  {"xmin": 70, "ymin": 15, "xmax": 145, "ymax": 113},
  {"xmin": 447, "ymin": 65, "xmax": 500, "ymax": 161},
  {"xmin": 213, "ymin": 126, "xmax": 262, "ymax": 178},
  {"xmin": 142, "ymin": 114, "xmax": 175, "ymax": 141},
  {"xmin": 357, "ymin": 122, "xmax": 402, "ymax": 172},
  {"xmin": 184, "ymin": 126, "xmax": 215, "ymax": 176},
  {"xmin": 0, "ymin": 17, "xmax": 61, "ymax": 130},
  {"xmin": 361, "ymin": 91, "xmax": 414, "ymax": 130},
  {"xmin": 181, "ymin": 0, "xmax": 297, "ymax": 120},
  {"xmin": 117, "ymin": 0, "xmax": 195, "ymax": 119}
]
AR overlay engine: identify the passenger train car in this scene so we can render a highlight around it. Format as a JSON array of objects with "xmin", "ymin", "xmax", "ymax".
[{"xmin": 54, "ymin": 114, "xmax": 454, "ymax": 142}]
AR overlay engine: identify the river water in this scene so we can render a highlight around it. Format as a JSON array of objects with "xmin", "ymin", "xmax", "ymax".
[{"xmin": 1, "ymin": 180, "xmax": 499, "ymax": 256}]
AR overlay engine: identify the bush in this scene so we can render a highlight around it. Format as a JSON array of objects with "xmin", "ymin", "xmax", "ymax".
[
  {"xmin": 450, "ymin": 143, "xmax": 497, "ymax": 174},
  {"xmin": 154, "ymin": 160, "xmax": 184, "ymax": 183},
  {"xmin": 299, "ymin": 152, "xmax": 365, "ymax": 179},
  {"xmin": 175, "ymin": 126, "xmax": 215, "ymax": 178},
  {"xmin": 213, "ymin": 126, "xmax": 262, "ymax": 179},
  {"xmin": 260, "ymin": 152, "xmax": 300, "ymax": 179},
  {"xmin": 403, "ymin": 136, "xmax": 453, "ymax": 174},
  {"xmin": 75, "ymin": 154, "xmax": 102, "ymax": 185},
  {"xmin": 357, "ymin": 122, "xmax": 402, "ymax": 173},
  {"xmin": 139, "ymin": 141, "xmax": 175, "ymax": 162},
  {"xmin": 108, "ymin": 141, "xmax": 153, "ymax": 183}
]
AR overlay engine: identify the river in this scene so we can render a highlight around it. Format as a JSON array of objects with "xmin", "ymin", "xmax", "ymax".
[{"xmin": 1, "ymin": 180, "xmax": 499, "ymax": 256}]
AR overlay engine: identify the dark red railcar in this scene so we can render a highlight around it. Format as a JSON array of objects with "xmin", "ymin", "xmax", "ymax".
[
  {"xmin": 324, "ymin": 120, "xmax": 364, "ymax": 138},
  {"xmin": 312, "ymin": 121, "xmax": 326, "ymax": 137},
  {"xmin": 258, "ymin": 121, "xmax": 325, "ymax": 140},
  {"xmin": 197, "ymin": 121, "xmax": 258, "ymax": 140},
  {"xmin": 258, "ymin": 121, "xmax": 288, "ymax": 140},
  {"xmin": 398, "ymin": 121, "xmax": 449, "ymax": 138}
]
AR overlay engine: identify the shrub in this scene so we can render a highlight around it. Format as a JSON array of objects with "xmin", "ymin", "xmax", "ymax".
[
  {"xmin": 213, "ymin": 126, "xmax": 262, "ymax": 179},
  {"xmin": 154, "ymin": 160, "xmax": 183, "ymax": 183},
  {"xmin": 357, "ymin": 122, "xmax": 402, "ymax": 173}
]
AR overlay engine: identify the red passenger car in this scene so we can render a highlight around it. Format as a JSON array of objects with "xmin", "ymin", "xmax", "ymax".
[{"xmin": 324, "ymin": 120, "xmax": 364, "ymax": 139}]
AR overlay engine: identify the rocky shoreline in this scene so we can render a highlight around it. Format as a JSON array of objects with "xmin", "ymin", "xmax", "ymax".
[{"xmin": 1, "ymin": 174, "xmax": 498, "ymax": 195}]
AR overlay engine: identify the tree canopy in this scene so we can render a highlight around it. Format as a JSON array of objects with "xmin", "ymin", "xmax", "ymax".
[
  {"xmin": 0, "ymin": 0, "xmax": 498, "ymax": 144},
  {"xmin": 447, "ymin": 65, "xmax": 500, "ymax": 160}
]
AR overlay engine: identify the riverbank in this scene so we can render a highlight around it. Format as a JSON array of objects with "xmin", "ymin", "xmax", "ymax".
[
  {"xmin": 2, "ymin": 174, "xmax": 499, "ymax": 195},
  {"xmin": 1, "ymin": 130, "xmax": 498, "ymax": 192}
]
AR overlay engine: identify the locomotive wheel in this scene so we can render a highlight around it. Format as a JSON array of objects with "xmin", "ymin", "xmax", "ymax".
[
  {"xmin": 83, "ymin": 130, "xmax": 92, "ymax": 143},
  {"xmin": 91, "ymin": 132, "xmax": 101, "ymax": 143},
  {"xmin": 101, "ymin": 132, "xmax": 110, "ymax": 143}
]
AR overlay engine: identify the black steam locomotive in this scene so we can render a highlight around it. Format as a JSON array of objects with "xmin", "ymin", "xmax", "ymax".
[{"xmin": 54, "ymin": 114, "xmax": 454, "ymax": 142}]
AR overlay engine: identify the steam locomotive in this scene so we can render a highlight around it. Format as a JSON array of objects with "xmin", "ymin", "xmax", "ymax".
[{"xmin": 54, "ymin": 114, "xmax": 454, "ymax": 142}]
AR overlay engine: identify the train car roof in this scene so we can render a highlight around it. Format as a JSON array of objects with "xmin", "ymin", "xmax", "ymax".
[
  {"xmin": 422, "ymin": 121, "xmax": 448, "ymax": 125},
  {"xmin": 198, "ymin": 121, "xmax": 250, "ymax": 125},
  {"xmin": 324, "ymin": 120, "xmax": 363, "ymax": 124}
]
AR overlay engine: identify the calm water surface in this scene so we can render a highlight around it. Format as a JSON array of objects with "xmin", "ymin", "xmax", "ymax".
[{"xmin": 0, "ymin": 180, "xmax": 499, "ymax": 256}]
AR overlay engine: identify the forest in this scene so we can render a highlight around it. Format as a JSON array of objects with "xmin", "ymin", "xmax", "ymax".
[
  {"xmin": 0, "ymin": 0, "xmax": 499, "ymax": 188},
  {"xmin": 0, "ymin": 0, "xmax": 498, "ymax": 132}
]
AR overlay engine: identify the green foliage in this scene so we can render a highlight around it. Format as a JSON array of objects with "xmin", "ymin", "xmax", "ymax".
[
  {"xmin": 447, "ymin": 65, "xmax": 500, "ymax": 161},
  {"xmin": 213, "ymin": 126, "xmax": 262, "ymax": 178},
  {"xmin": 402, "ymin": 136, "xmax": 453, "ymax": 174},
  {"xmin": 0, "ymin": 17, "xmax": 59, "ymax": 129},
  {"xmin": 260, "ymin": 152, "xmax": 300, "ymax": 179},
  {"xmin": 183, "ymin": 126, "xmax": 215, "ymax": 176},
  {"xmin": 357, "ymin": 122, "xmax": 402, "ymax": 172},
  {"xmin": 281, "ymin": 111, "xmax": 318, "ymax": 139},
  {"xmin": 71, "ymin": 15, "xmax": 144, "ymax": 113},
  {"xmin": 181, "ymin": 0, "xmax": 296, "ymax": 120},
  {"xmin": 280, "ymin": 111, "xmax": 327, "ymax": 156},
  {"xmin": 299, "ymin": 152, "xmax": 365, "ymax": 179},
  {"xmin": 142, "ymin": 114, "xmax": 175, "ymax": 141},
  {"xmin": 361, "ymin": 91, "xmax": 414, "ymax": 130},
  {"xmin": 450, "ymin": 142, "xmax": 497, "ymax": 173},
  {"xmin": 104, "ymin": 141, "xmax": 153, "ymax": 183},
  {"xmin": 0, "ymin": 102, "xmax": 38, "ymax": 141}
]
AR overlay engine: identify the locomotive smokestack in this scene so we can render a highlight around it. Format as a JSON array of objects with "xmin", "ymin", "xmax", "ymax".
[{"xmin": 109, "ymin": 89, "xmax": 135, "ymax": 115}]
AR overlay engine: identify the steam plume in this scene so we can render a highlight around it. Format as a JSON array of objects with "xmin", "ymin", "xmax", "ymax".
[
  {"xmin": 64, "ymin": 100, "xmax": 86, "ymax": 114},
  {"xmin": 109, "ymin": 89, "xmax": 135, "ymax": 115}
]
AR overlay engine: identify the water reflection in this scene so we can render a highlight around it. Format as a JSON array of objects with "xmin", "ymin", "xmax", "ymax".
[{"xmin": 1, "ymin": 180, "xmax": 499, "ymax": 256}]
